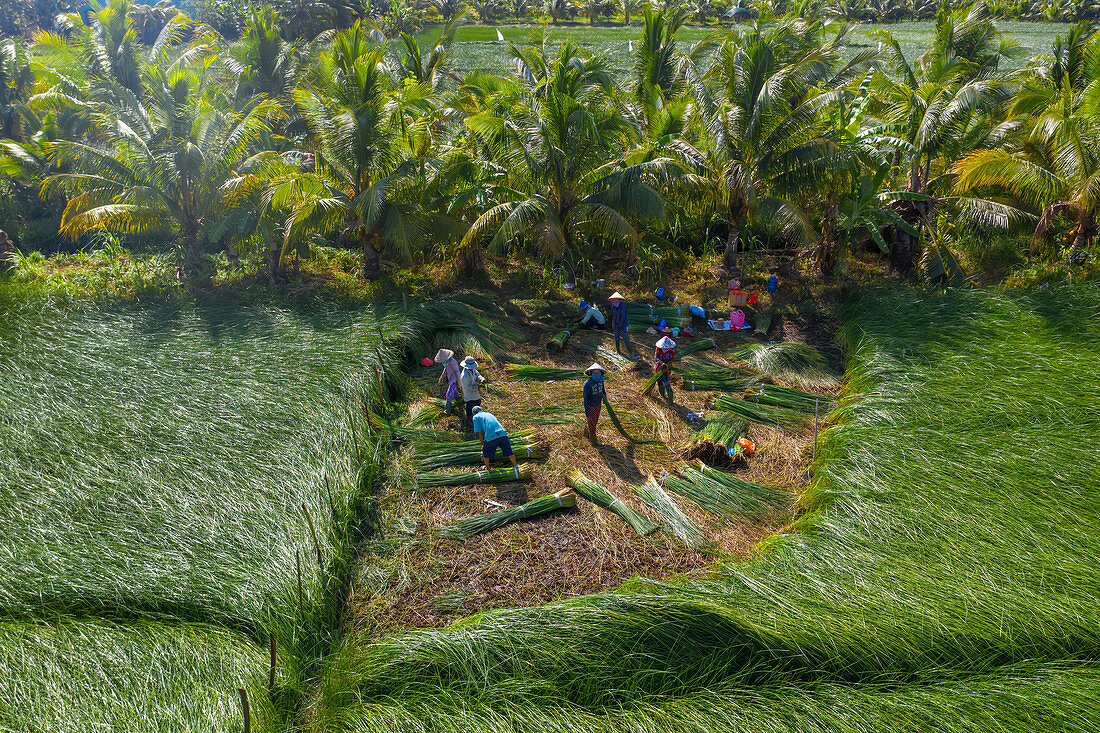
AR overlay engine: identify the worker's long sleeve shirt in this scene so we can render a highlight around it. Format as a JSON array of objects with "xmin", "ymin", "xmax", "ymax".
[
  {"xmin": 442, "ymin": 358, "xmax": 460, "ymax": 386},
  {"xmin": 610, "ymin": 303, "xmax": 629, "ymax": 332},
  {"xmin": 583, "ymin": 375, "xmax": 606, "ymax": 411}
]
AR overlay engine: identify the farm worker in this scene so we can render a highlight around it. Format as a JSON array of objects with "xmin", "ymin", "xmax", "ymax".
[
  {"xmin": 582, "ymin": 362, "xmax": 607, "ymax": 446},
  {"xmin": 471, "ymin": 406, "xmax": 519, "ymax": 477},
  {"xmin": 576, "ymin": 301, "xmax": 606, "ymax": 329},
  {"xmin": 654, "ymin": 336, "xmax": 676, "ymax": 403},
  {"xmin": 435, "ymin": 349, "xmax": 461, "ymax": 415},
  {"xmin": 460, "ymin": 356, "xmax": 487, "ymax": 427},
  {"xmin": 609, "ymin": 292, "xmax": 632, "ymax": 353}
]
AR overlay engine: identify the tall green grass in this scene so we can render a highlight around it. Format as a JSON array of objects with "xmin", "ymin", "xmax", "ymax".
[
  {"xmin": 309, "ymin": 285, "xmax": 1100, "ymax": 733},
  {"xmin": 0, "ymin": 619, "xmax": 275, "ymax": 733}
]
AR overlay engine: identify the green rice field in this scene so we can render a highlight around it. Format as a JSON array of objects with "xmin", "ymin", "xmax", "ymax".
[
  {"xmin": 416, "ymin": 20, "xmax": 1071, "ymax": 78},
  {"xmin": 2, "ymin": 280, "xmax": 1098, "ymax": 731},
  {"xmin": 308, "ymin": 284, "xmax": 1100, "ymax": 732}
]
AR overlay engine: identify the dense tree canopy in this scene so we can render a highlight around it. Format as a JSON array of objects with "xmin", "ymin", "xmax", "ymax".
[{"xmin": 0, "ymin": 0, "xmax": 1098, "ymax": 282}]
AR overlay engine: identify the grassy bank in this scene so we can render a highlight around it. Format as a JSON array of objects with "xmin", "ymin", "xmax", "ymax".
[{"xmin": 309, "ymin": 284, "xmax": 1100, "ymax": 731}]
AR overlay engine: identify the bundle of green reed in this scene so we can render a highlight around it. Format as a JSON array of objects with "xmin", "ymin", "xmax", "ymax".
[
  {"xmin": 569, "ymin": 472, "xmax": 659, "ymax": 536},
  {"xmin": 412, "ymin": 431, "xmax": 545, "ymax": 471},
  {"xmin": 753, "ymin": 307, "xmax": 774, "ymax": 337},
  {"xmin": 634, "ymin": 479, "xmax": 707, "ymax": 548},
  {"xmin": 677, "ymin": 338, "xmax": 717, "ymax": 357},
  {"xmin": 367, "ymin": 410, "xmax": 453, "ymax": 443},
  {"xmin": 711, "ymin": 395, "xmax": 806, "ymax": 429},
  {"xmin": 685, "ymin": 414, "xmax": 747, "ymax": 467},
  {"xmin": 679, "ymin": 366, "xmax": 762, "ymax": 392},
  {"xmin": 411, "ymin": 465, "xmax": 533, "ymax": 489},
  {"xmin": 438, "ymin": 489, "xmax": 576, "ymax": 540},
  {"xmin": 571, "ymin": 342, "xmax": 634, "ymax": 368},
  {"xmin": 639, "ymin": 368, "xmax": 664, "ymax": 396},
  {"xmin": 664, "ymin": 463, "xmax": 785, "ymax": 519},
  {"xmin": 746, "ymin": 384, "xmax": 834, "ymax": 414},
  {"xmin": 547, "ymin": 329, "xmax": 575, "ymax": 351},
  {"xmin": 506, "ymin": 364, "xmax": 585, "ymax": 381}
]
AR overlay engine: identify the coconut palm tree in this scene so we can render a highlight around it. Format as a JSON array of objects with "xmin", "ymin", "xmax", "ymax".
[
  {"xmin": 41, "ymin": 59, "xmax": 281, "ymax": 277},
  {"xmin": 953, "ymin": 23, "xmax": 1100, "ymax": 262},
  {"xmin": 618, "ymin": 0, "xmax": 644, "ymax": 24},
  {"xmin": 458, "ymin": 40, "xmax": 676, "ymax": 274},
  {"xmin": 671, "ymin": 20, "xmax": 859, "ymax": 271},
  {"xmin": 278, "ymin": 22, "xmax": 438, "ymax": 279}
]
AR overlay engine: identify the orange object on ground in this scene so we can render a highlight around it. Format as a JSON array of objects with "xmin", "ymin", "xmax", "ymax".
[
  {"xmin": 737, "ymin": 437, "xmax": 756, "ymax": 455},
  {"xmin": 728, "ymin": 289, "xmax": 749, "ymax": 307}
]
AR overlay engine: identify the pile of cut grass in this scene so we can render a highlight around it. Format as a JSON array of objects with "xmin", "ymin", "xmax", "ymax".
[
  {"xmin": 733, "ymin": 342, "xmax": 838, "ymax": 389},
  {"xmin": 506, "ymin": 364, "xmax": 586, "ymax": 381},
  {"xmin": 664, "ymin": 463, "xmax": 786, "ymax": 519},
  {"xmin": 747, "ymin": 384, "xmax": 835, "ymax": 414},
  {"xmin": 634, "ymin": 480, "xmax": 707, "ymax": 549},
  {"xmin": 308, "ymin": 285, "xmax": 1100, "ymax": 733},
  {"xmin": 569, "ymin": 472, "xmax": 659, "ymax": 536},
  {"xmin": 411, "ymin": 431, "xmax": 545, "ymax": 470},
  {"xmin": 438, "ymin": 490, "xmax": 575, "ymax": 541},
  {"xmin": 711, "ymin": 394, "xmax": 806, "ymax": 428}
]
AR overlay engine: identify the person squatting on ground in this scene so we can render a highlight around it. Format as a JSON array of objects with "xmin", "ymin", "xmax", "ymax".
[
  {"xmin": 654, "ymin": 336, "xmax": 676, "ymax": 403},
  {"xmin": 609, "ymin": 292, "xmax": 632, "ymax": 354},
  {"xmin": 435, "ymin": 349, "xmax": 461, "ymax": 415},
  {"xmin": 460, "ymin": 356, "xmax": 486, "ymax": 427},
  {"xmin": 582, "ymin": 362, "xmax": 607, "ymax": 446},
  {"xmin": 471, "ymin": 406, "xmax": 519, "ymax": 477},
  {"xmin": 576, "ymin": 301, "xmax": 606, "ymax": 329}
]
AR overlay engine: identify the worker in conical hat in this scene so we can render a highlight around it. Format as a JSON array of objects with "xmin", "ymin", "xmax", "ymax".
[
  {"xmin": 460, "ymin": 356, "xmax": 487, "ymax": 429},
  {"xmin": 608, "ymin": 292, "xmax": 633, "ymax": 354},
  {"xmin": 434, "ymin": 349, "xmax": 460, "ymax": 415},
  {"xmin": 582, "ymin": 362, "xmax": 607, "ymax": 446},
  {"xmin": 654, "ymin": 336, "xmax": 676, "ymax": 403}
]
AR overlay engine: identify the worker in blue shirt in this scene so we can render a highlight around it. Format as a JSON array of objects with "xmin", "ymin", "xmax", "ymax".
[
  {"xmin": 471, "ymin": 406, "xmax": 520, "ymax": 476},
  {"xmin": 582, "ymin": 362, "xmax": 606, "ymax": 446}
]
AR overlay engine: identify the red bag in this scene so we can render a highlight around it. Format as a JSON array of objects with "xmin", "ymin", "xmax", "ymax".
[{"xmin": 747, "ymin": 292, "xmax": 759, "ymax": 305}]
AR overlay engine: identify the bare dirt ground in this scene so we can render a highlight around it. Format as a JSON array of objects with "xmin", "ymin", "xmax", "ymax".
[{"xmin": 348, "ymin": 275, "xmax": 837, "ymax": 636}]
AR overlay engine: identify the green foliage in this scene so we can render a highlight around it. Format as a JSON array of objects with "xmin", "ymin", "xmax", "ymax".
[
  {"xmin": 438, "ymin": 489, "xmax": 575, "ymax": 540},
  {"xmin": 569, "ymin": 471, "xmax": 660, "ymax": 536}
]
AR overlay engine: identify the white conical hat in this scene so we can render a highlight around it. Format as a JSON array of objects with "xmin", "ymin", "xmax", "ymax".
[
  {"xmin": 461, "ymin": 356, "xmax": 478, "ymax": 368},
  {"xmin": 656, "ymin": 336, "xmax": 676, "ymax": 349},
  {"xmin": 584, "ymin": 362, "xmax": 606, "ymax": 374},
  {"xmin": 434, "ymin": 348, "xmax": 454, "ymax": 363},
  {"xmin": 608, "ymin": 291, "xmax": 625, "ymax": 300}
]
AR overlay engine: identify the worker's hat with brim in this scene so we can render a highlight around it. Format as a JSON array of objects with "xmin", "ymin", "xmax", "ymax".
[
  {"xmin": 655, "ymin": 336, "xmax": 676, "ymax": 349},
  {"xmin": 434, "ymin": 348, "xmax": 454, "ymax": 363},
  {"xmin": 578, "ymin": 301, "xmax": 589, "ymax": 310},
  {"xmin": 471, "ymin": 405, "xmax": 483, "ymax": 415},
  {"xmin": 461, "ymin": 356, "xmax": 478, "ymax": 368},
  {"xmin": 584, "ymin": 362, "xmax": 606, "ymax": 375},
  {"xmin": 608, "ymin": 291, "xmax": 624, "ymax": 301}
]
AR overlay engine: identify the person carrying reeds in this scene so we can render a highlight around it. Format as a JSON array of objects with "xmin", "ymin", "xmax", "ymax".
[
  {"xmin": 435, "ymin": 349, "xmax": 461, "ymax": 415},
  {"xmin": 471, "ymin": 406, "xmax": 519, "ymax": 477},
  {"xmin": 460, "ymin": 356, "xmax": 487, "ymax": 427},
  {"xmin": 654, "ymin": 336, "xmax": 676, "ymax": 403},
  {"xmin": 582, "ymin": 362, "xmax": 607, "ymax": 446},
  {"xmin": 609, "ymin": 292, "xmax": 632, "ymax": 354}
]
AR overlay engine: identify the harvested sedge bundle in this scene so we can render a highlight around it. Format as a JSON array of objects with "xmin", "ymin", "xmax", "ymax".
[
  {"xmin": 677, "ymin": 338, "xmax": 716, "ymax": 357},
  {"xmin": 412, "ymin": 430, "xmax": 545, "ymax": 471},
  {"xmin": 547, "ymin": 329, "xmax": 575, "ymax": 352},
  {"xmin": 634, "ymin": 479, "xmax": 707, "ymax": 548},
  {"xmin": 754, "ymin": 307, "xmax": 774, "ymax": 337},
  {"xmin": 569, "ymin": 472, "xmax": 659, "ymax": 536},
  {"xmin": 506, "ymin": 365, "xmax": 585, "ymax": 381},
  {"xmin": 411, "ymin": 465, "xmax": 533, "ymax": 489},
  {"xmin": 733, "ymin": 342, "xmax": 837, "ymax": 389},
  {"xmin": 438, "ymin": 489, "xmax": 575, "ymax": 540},
  {"xmin": 602, "ymin": 398, "xmax": 660, "ymax": 444},
  {"xmin": 664, "ymin": 463, "xmax": 785, "ymax": 519},
  {"xmin": 747, "ymin": 385, "xmax": 834, "ymax": 414},
  {"xmin": 685, "ymin": 414, "xmax": 748, "ymax": 467},
  {"xmin": 711, "ymin": 395, "xmax": 805, "ymax": 429},
  {"xmin": 639, "ymin": 369, "xmax": 663, "ymax": 396},
  {"xmin": 367, "ymin": 410, "xmax": 454, "ymax": 444}
]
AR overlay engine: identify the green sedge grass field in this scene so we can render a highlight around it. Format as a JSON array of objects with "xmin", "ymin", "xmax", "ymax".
[
  {"xmin": 2, "ymin": 280, "xmax": 1099, "ymax": 731},
  {"xmin": 307, "ymin": 285, "xmax": 1100, "ymax": 733},
  {"xmin": 415, "ymin": 20, "xmax": 1071, "ymax": 78}
]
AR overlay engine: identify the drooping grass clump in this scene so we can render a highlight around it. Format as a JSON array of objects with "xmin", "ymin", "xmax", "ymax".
[
  {"xmin": 676, "ymin": 338, "xmax": 717, "ymax": 357},
  {"xmin": 568, "ymin": 472, "xmax": 659, "ymax": 536},
  {"xmin": 633, "ymin": 480, "xmax": 707, "ymax": 549},
  {"xmin": 410, "ymin": 465, "xmax": 534, "ymax": 489},
  {"xmin": 411, "ymin": 431, "xmax": 545, "ymax": 470},
  {"xmin": 307, "ymin": 285, "xmax": 1100, "ymax": 733},
  {"xmin": 711, "ymin": 394, "xmax": 806, "ymax": 428},
  {"xmin": 438, "ymin": 490, "xmax": 576, "ymax": 540},
  {"xmin": 679, "ymin": 365, "xmax": 761, "ymax": 392},
  {"xmin": 733, "ymin": 342, "xmax": 838, "ymax": 389},
  {"xmin": 664, "ymin": 463, "xmax": 786, "ymax": 519}
]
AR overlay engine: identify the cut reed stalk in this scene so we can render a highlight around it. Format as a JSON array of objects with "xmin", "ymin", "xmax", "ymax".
[
  {"xmin": 633, "ymin": 479, "xmax": 707, "ymax": 548},
  {"xmin": 664, "ymin": 462, "xmax": 785, "ymax": 518},
  {"xmin": 438, "ymin": 489, "xmax": 576, "ymax": 540},
  {"xmin": 677, "ymin": 338, "xmax": 717, "ymax": 357},
  {"xmin": 412, "ymin": 431, "xmax": 545, "ymax": 471},
  {"xmin": 506, "ymin": 365, "xmax": 585, "ymax": 381},
  {"xmin": 711, "ymin": 395, "xmax": 806, "ymax": 429},
  {"xmin": 568, "ymin": 472, "xmax": 659, "ymax": 536},
  {"xmin": 411, "ymin": 465, "xmax": 533, "ymax": 489}
]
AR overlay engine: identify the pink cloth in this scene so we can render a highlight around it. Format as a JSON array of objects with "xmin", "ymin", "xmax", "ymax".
[{"xmin": 443, "ymin": 358, "xmax": 460, "ymax": 386}]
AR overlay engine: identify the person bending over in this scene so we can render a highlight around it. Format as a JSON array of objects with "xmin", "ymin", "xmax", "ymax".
[{"xmin": 471, "ymin": 406, "xmax": 520, "ymax": 477}]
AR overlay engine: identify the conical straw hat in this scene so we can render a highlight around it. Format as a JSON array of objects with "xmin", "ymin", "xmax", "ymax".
[{"xmin": 584, "ymin": 362, "xmax": 606, "ymax": 374}]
